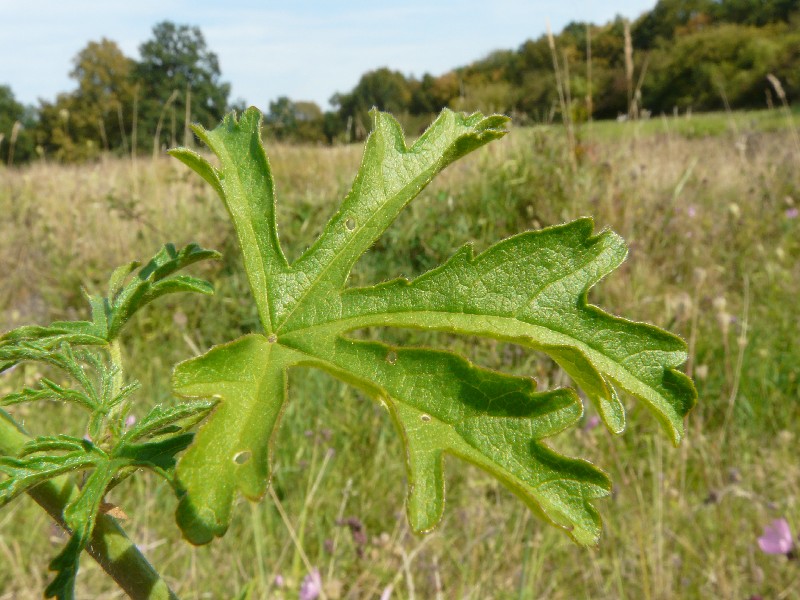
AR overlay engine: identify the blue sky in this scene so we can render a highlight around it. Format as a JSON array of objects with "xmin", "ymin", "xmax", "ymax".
[{"xmin": 1, "ymin": 0, "xmax": 656, "ymax": 111}]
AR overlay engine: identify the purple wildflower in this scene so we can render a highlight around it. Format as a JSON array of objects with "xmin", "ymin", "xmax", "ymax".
[
  {"xmin": 583, "ymin": 415, "xmax": 600, "ymax": 432},
  {"xmin": 299, "ymin": 567, "xmax": 322, "ymax": 600},
  {"xmin": 757, "ymin": 518, "xmax": 794, "ymax": 555},
  {"xmin": 124, "ymin": 414, "xmax": 137, "ymax": 429},
  {"xmin": 273, "ymin": 574, "xmax": 284, "ymax": 588},
  {"xmin": 686, "ymin": 205, "xmax": 697, "ymax": 218},
  {"xmin": 785, "ymin": 207, "xmax": 799, "ymax": 219}
]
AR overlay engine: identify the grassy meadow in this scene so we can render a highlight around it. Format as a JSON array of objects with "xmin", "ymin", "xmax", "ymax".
[{"xmin": 0, "ymin": 109, "xmax": 799, "ymax": 599}]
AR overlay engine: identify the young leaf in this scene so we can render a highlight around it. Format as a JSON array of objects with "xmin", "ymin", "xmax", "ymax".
[
  {"xmin": 0, "ymin": 454, "xmax": 95, "ymax": 508},
  {"xmin": 45, "ymin": 461, "xmax": 118, "ymax": 600},
  {"xmin": 0, "ymin": 344, "xmax": 142, "ymax": 440},
  {"xmin": 122, "ymin": 399, "xmax": 217, "ymax": 443},
  {"xmin": 105, "ymin": 243, "xmax": 220, "ymax": 339},
  {"xmin": 114, "ymin": 433, "xmax": 197, "ymax": 474},
  {"xmin": 107, "ymin": 260, "xmax": 141, "ymax": 299},
  {"xmin": 0, "ymin": 342, "xmax": 103, "ymax": 400},
  {"xmin": 0, "ymin": 323, "xmax": 106, "ymax": 371},
  {"xmin": 171, "ymin": 107, "xmax": 696, "ymax": 546},
  {"xmin": 1, "ymin": 379, "xmax": 96, "ymax": 412},
  {"xmin": 0, "ymin": 243, "xmax": 219, "ymax": 368},
  {"xmin": 20, "ymin": 435, "xmax": 94, "ymax": 456}
]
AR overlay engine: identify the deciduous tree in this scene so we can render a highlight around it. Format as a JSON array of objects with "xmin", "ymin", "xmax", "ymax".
[
  {"xmin": 136, "ymin": 21, "xmax": 231, "ymax": 152},
  {"xmin": 0, "ymin": 85, "xmax": 35, "ymax": 164}
]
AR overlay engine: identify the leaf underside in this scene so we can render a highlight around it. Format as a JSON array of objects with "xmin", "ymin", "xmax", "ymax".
[{"xmin": 170, "ymin": 107, "xmax": 696, "ymax": 546}]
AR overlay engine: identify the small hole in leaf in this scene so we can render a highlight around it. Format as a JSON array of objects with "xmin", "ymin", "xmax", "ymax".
[
  {"xmin": 420, "ymin": 414, "xmax": 431, "ymax": 423},
  {"xmin": 386, "ymin": 350, "xmax": 398, "ymax": 365},
  {"xmin": 233, "ymin": 451, "xmax": 251, "ymax": 465},
  {"xmin": 267, "ymin": 334, "xmax": 278, "ymax": 344},
  {"xmin": 345, "ymin": 218, "xmax": 356, "ymax": 231}
]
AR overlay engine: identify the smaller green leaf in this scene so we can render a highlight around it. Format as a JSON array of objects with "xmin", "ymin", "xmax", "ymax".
[
  {"xmin": 0, "ymin": 322, "xmax": 106, "ymax": 347},
  {"xmin": 105, "ymin": 380, "xmax": 141, "ymax": 412},
  {"xmin": 1, "ymin": 424, "xmax": 200, "ymax": 598},
  {"xmin": 19, "ymin": 435, "xmax": 93, "ymax": 456},
  {"xmin": 143, "ymin": 243, "xmax": 219, "ymax": 280},
  {"xmin": 122, "ymin": 400, "xmax": 217, "ymax": 443},
  {"xmin": 45, "ymin": 462, "xmax": 117, "ymax": 600},
  {"xmin": 0, "ymin": 244, "xmax": 219, "ymax": 365},
  {"xmin": 44, "ymin": 535, "xmax": 82, "ymax": 600},
  {"xmin": 107, "ymin": 261, "xmax": 141, "ymax": 299},
  {"xmin": 107, "ymin": 243, "xmax": 220, "ymax": 339},
  {"xmin": 1, "ymin": 378, "xmax": 97, "ymax": 411},
  {"xmin": 0, "ymin": 344, "xmax": 108, "ymax": 416},
  {"xmin": 0, "ymin": 450, "xmax": 100, "ymax": 507},
  {"xmin": 167, "ymin": 147, "xmax": 224, "ymax": 197},
  {"xmin": 86, "ymin": 293, "xmax": 110, "ymax": 337},
  {"xmin": 148, "ymin": 274, "xmax": 215, "ymax": 298},
  {"xmin": 0, "ymin": 323, "xmax": 106, "ymax": 371},
  {"xmin": 115, "ymin": 433, "xmax": 196, "ymax": 474}
]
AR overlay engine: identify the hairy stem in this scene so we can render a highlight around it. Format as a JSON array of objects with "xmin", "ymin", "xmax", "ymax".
[
  {"xmin": 109, "ymin": 338, "xmax": 125, "ymax": 398},
  {"xmin": 0, "ymin": 410, "xmax": 178, "ymax": 599}
]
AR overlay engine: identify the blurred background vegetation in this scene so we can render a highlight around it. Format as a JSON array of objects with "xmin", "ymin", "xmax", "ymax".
[{"xmin": 1, "ymin": 0, "xmax": 800, "ymax": 163}]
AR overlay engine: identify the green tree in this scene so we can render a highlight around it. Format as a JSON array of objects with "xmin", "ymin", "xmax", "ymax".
[
  {"xmin": 69, "ymin": 39, "xmax": 136, "ymax": 152},
  {"xmin": 0, "ymin": 85, "xmax": 36, "ymax": 165},
  {"xmin": 410, "ymin": 72, "xmax": 460, "ymax": 115},
  {"xmin": 136, "ymin": 21, "xmax": 231, "ymax": 152},
  {"xmin": 265, "ymin": 97, "xmax": 325, "ymax": 143},
  {"xmin": 265, "ymin": 96, "xmax": 297, "ymax": 139},
  {"xmin": 321, "ymin": 110, "xmax": 344, "ymax": 144},
  {"xmin": 632, "ymin": 0, "xmax": 717, "ymax": 48},
  {"xmin": 35, "ymin": 39, "xmax": 135, "ymax": 161},
  {"xmin": 35, "ymin": 95, "xmax": 92, "ymax": 161},
  {"xmin": 452, "ymin": 81, "xmax": 517, "ymax": 115},
  {"xmin": 714, "ymin": 0, "xmax": 800, "ymax": 26},
  {"xmin": 331, "ymin": 68, "xmax": 412, "ymax": 139},
  {"xmin": 644, "ymin": 24, "xmax": 786, "ymax": 111}
]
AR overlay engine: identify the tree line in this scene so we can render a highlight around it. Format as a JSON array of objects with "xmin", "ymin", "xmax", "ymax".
[
  {"xmin": 1, "ymin": 1, "xmax": 799, "ymax": 163},
  {"xmin": 1, "ymin": 22, "xmax": 237, "ymax": 164}
]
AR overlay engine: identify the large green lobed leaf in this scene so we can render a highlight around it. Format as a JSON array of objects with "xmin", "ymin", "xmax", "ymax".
[{"xmin": 170, "ymin": 107, "xmax": 696, "ymax": 546}]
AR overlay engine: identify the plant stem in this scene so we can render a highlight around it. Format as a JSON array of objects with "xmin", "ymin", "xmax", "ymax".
[
  {"xmin": 109, "ymin": 338, "xmax": 125, "ymax": 398},
  {"xmin": 0, "ymin": 410, "xmax": 178, "ymax": 599}
]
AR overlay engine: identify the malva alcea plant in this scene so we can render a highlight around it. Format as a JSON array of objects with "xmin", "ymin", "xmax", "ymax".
[{"xmin": 0, "ymin": 107, "xmax": 696, "ymax": 598}]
